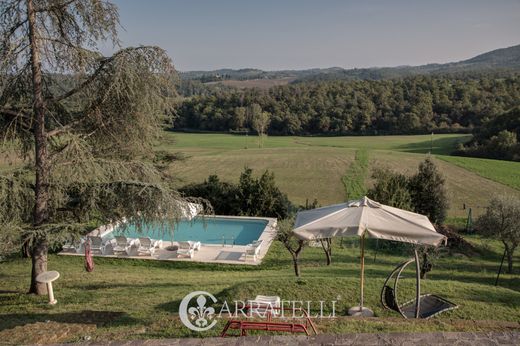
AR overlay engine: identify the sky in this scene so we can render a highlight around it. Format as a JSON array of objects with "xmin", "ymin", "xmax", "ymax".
[{"xmin": 104, "ymin": 0, "xmax": 520, "ymax": 72}]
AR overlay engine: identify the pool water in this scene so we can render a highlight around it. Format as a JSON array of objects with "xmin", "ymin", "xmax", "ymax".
[{"xmin": 106, "ymin": 217, "xmax": 268, "ymax": 246}]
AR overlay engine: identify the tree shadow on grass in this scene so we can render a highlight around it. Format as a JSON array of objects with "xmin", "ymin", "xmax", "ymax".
[
  {"xmin": 0, "ymin": 310, "xmax": 139, "ymax": 332},
  {"xmin": 395, "ymin": 135, "xmax": 470, "ymax": 155},
  {"xmin": 71, "ymin": 282, "xmax": 189, "ymax": 291},
  {"xmin": 156, "ymin": 299, "xmax": 183, "ymax": 314}
]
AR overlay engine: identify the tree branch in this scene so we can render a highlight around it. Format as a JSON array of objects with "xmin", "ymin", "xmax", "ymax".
[
  {"xmin": 45, "ymin": 55, "xmax": 114, "ymax": 103},
  {"xmin": 34, "ymin": 0, "xmax": 78, "ymax": 13},
  {"xmin": 45, "ymin": 46, "xmax": 157, "ymax": 104}
]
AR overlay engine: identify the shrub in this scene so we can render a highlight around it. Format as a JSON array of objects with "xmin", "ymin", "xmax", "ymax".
[
  {"xmin": 408, "ymin": 158, "xmax": 448, "ymax": 225},
  {"xmin": 367, "ymin": 168, "xmax": 412, "ymax": 210},
  {"xmin": 180, "ymin": 167, "xmax": 291, "ymax": 218},
  {"xmin": 179, "ymin": 175, "xmax": 240, "ymax": 215}
]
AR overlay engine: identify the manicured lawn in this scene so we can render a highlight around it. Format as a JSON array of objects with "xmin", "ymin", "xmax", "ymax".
[{"xmin": 0, "ymin": 235, "xmax": 519, "ymax": 343}]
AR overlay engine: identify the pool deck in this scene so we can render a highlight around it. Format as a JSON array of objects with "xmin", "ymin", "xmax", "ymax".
[{"xmin": 59, "ymin": 216, "xmax": 277, "ymax": 266}]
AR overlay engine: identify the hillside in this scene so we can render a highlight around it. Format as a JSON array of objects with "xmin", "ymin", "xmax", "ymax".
[
  {"xmin": 164, "ymin": 133, "xmax": 520, "ymax": 218},
  {"xmin": 180, "ymin": 44, "xmax": 520, "ymax": 83}
]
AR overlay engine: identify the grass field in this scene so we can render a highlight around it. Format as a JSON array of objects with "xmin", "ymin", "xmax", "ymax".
[
  {"xmin": 205, "ymin": 77, "xmax": 296, "ymax": 90},
  {"xmin": 0, "ymin": 235, "xmax": 519, "ymax": 343},
  {"xmin": 1, "ymin": 132, "xmax": 520, "ymax": 343},
  {"xmin": 438, "ymin": 155, "xmax": 520, "ymax": 191},
  {"xmin": 165, "ymin": 132, "xmax": 520, "ymax": 217}
]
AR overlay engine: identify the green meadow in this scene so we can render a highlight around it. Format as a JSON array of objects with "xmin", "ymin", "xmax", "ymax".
[
  {"xmin": 0, "ymin": 235, "xmax": 518, "ymax": 343},
  {"xmin": 1, "ymin": 132, "xmax": 520, "ymax": 343},
  {"xmin": 165, "ymin": 132, "xmax": 520, "ymax": 217}
]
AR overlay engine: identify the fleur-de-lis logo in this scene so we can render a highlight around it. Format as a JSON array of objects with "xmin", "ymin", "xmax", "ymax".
[
  {"xmin": 188, "ymin": 294, "xmax": 215, "ymax": 327},
  {"xmin": 179, "ymin": 291, "xmax": 218, "ymax": 332}
]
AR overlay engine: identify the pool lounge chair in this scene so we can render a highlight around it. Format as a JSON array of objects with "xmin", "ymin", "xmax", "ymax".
[
  {"xmin": 176, "ymin": 241, "xmax": 200, "ymax": 258},
  {"xmin": 113, "ymin": 236, "xmax": 133, "ymax": 255},
  {"xmin": 185, "ymin": 240, "xmax": 201, "ymax": 251},
  {"xmin": 137, "ymin": 237, "xmax": 162, "ymax": 256},
  {"xmin": 247, "ymin": 295, "xmax": 281, "ymax": 317},
  {"xmin": 87, "ymin": 236, "xmax": 106, "ymax": 255},
  {"xmin": 245, "ymin": 240, "xmax": 263, "ymax": 262},
  {"xmin": 178, "ymin": 241, "xmax": 201, "ymax": 251},
  {"xmin": 62, "ymin": 237, "xmax": 84, "ymax": 253}
]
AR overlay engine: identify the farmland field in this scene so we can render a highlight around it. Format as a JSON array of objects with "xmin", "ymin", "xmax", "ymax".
[
  {"xmin": 204, "ymin": 77, "xmax": 296, "ymax": 90},
  {"xmin": 165, "ymin": 132, "xmax": 520, "ymax": 217}
]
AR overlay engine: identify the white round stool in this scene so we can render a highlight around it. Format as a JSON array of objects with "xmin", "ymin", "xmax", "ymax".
[{"xmin": 36, "ymin": 270, "xmax": 60, "ymax": 305}]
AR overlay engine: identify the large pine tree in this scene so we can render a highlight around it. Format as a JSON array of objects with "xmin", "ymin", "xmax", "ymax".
[{"xmin": 0, "ymin": 0, "xmax": 196, "ymax": 294}]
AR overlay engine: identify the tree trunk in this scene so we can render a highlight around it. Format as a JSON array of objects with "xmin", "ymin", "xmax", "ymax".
[
  {"xmin": 30, "ymin": 238, "xmax": 48, "ymax": 294},
  {"xmin": 21, "ymin": 240, "xmax": 31, "ymax": 258},
  {"xmin": 291, "ymin": 253, "xmax": 300, "ymax": 277},
  {"xmin": 320, "ymin": 238, "xmax": 332, "ymax": 265},
  {"xmin": 420, "ymin": 252, "xmax": 432, "ymax": 279},
  {"xmin": 506, "ymin": 246, "xmax": 514, "ymax": 274},
  {"xmin": 27, "ymin": 0, "xmax": 49, "ymax": 295}
]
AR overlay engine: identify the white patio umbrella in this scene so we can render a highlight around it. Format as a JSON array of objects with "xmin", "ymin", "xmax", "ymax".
[{"xmin": 292, "ymin": 196, "xmax": 446, "ymax": 316}]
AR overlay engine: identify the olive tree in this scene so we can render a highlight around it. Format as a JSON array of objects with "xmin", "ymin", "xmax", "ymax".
[
  {"xmin": 0, "ymin": 0, "xmax": 196, "ymax": 294},
  {"xmin": 276, "ymin": 217, "xmax": 306, "ymax": 277},
  {"xmin": 477, "ymin": 195, "xmax": 520, "ymax": 274}
]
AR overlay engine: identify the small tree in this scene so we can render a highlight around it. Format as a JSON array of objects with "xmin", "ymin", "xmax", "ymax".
[
  {"xmin": 319, "ymin": 238, "xmax": 332, "ymax": 266},
  {"xmin": 276, "ymin": 218, "xmax": 306, "ymax": 277},
  {"xmin": 477, "ymin": 195, "xmax": 520, "ymax": 274},
  {"xmin": 249, "ymin": 103, "xmax": 270, "ymax": 148},
  {"xmin": 408, "ymin": 158, "xmax": 448, "ymax": 224},
  {"xmin": 233, "ymin": 107, "xmax": 246, "ymax": 130},
  {"xmin": 367, "ymin": 168, "xmax": 412, "ymax": 210},
  {"xmin": 238, "ymin": 167, "xmax": 290, "ymax": 219}
]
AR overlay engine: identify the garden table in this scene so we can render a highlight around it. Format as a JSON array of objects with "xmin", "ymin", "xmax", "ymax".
[{"xmin": 36, "ymin": 270, "xmax": 60, "ymax": 305}]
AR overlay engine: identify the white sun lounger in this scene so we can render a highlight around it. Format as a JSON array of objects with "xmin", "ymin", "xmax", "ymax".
[
  {"xmin": 113, "ymin": 236, "xmax": 133, "ymax": 255},
  {"xmin": 87, "ymin": 236, "xmax": 106, "ymax": 255},
  {"xmin": 176, "ymin": 241, "xmax": 200, "ymax": 258},
  {"xmin": 62, "ymin": 237, "xmax": 84, "ymax": 253},
  {"xmin": 245, "ymin": 240, "xmax": 263, "ymax": 262},
  {"xmin": 247, "ymin": 295, "xmax": 281, "ymax": 316},
  {"xmin": 137, "ymin": 237, "xmax": 162, "ymax": 256},
  {"xmin": 186, "ymin": 241, "xmax": 201, "ymax": 251}
]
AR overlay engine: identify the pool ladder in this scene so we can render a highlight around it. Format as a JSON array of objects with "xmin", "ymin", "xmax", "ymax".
[{"xmin": 222, "ymin": 236, "xmax": 235, "ymax": 247}]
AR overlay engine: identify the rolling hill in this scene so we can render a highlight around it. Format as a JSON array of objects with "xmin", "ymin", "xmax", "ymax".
[{"xmin": 180, "ymin": 44, "xmax": 520, "ymax": 84}]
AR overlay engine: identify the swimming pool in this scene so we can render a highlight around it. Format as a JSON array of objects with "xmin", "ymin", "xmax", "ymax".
[{"xmin": 103, "ymin": 216, "xmax": 269, "ymax": 246}]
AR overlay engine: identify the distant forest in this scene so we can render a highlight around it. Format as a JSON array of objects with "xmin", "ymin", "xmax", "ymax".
[{"xmin": 174, "ymin": 75, "xmax": 520, "ymax": 136}]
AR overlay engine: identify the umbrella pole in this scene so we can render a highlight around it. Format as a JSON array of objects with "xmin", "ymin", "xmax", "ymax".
[
  {"xmin": 360, "ymin": 233, "xmax": 365, "ymax": 312},
  {"xmin": 348, "ymin": 232, "xmax": 373, "ymax": 316}
]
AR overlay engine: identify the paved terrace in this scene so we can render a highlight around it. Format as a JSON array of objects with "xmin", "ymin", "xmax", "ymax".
[
  {"xmin": 59, "ymin": 218, "xmax": 277, "ymax": 266},
  {"xmin": 64, "ymin": 331, "xmax": 520, "ymax": 345}
]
